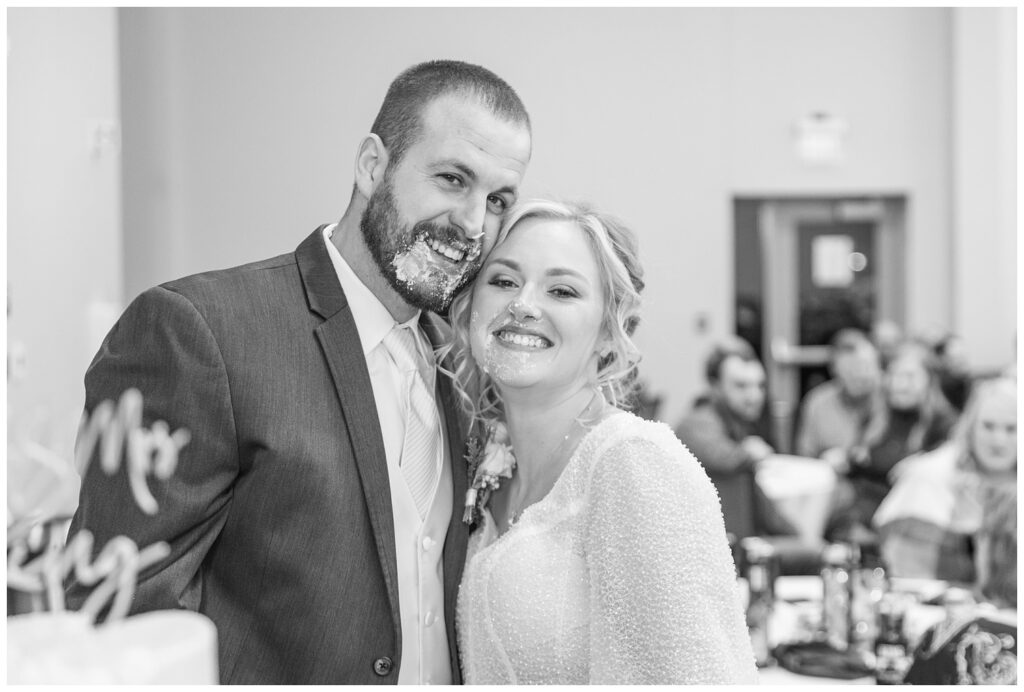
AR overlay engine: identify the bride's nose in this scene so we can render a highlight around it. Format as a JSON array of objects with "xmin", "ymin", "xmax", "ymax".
[{"xmin": 508, "ymin": 291, "xmax": 541, "ymax": 321}]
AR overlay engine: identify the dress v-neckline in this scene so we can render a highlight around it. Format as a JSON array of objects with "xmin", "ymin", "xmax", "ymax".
[{"xmin": 476, "ymin": 411, "xmax": 629, "ymax": 547}]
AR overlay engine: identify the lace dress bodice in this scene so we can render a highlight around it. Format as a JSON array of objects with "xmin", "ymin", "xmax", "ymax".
[{"xmin": 456, "ymin": 411, "xmax": 758, "ymax": 684}]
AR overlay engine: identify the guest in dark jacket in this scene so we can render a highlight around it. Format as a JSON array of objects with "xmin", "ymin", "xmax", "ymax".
[
  {"xmin": 675, "ymin": 337, "xmax": 780, "ymax": 535},
  {"xmin": 675, "ymin": 337, "xmax": 775, "ymax": 473}
]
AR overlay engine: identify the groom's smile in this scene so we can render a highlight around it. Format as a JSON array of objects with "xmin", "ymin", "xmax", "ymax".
[{"xmin": 417, "ymin": 222, "xmax": 483, "ymax": 266}]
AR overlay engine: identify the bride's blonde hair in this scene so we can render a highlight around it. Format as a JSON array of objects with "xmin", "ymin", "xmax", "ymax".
[{"xmin": 438, "ymin": 199, "xmax": 645, "ymax": 431}]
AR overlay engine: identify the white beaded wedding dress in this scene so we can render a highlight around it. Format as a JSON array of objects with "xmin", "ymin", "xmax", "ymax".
[{"xmin": 456, "ymin": 411, "xmax": 758, "ymax": 684}]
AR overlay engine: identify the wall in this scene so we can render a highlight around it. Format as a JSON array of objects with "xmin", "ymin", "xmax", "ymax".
[
  {"xmin": 725, "ymin": 8, "xmax": 953, "ymax": 337},
  {"xmin": 113, "ymin": 8, "xmax": 1010, "ymax": 424},
  {"xmin": 951, "ymin": 8, "xmax": 1017, "ymax": 372},
  {"xmin": 7, "ymin": 8, "xmax": 123, "ymax": 460}
]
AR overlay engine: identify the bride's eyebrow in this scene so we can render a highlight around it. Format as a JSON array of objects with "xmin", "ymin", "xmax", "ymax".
[
  {"xmin": 487, "ymin": 259, "xmax": 589, "ymax": 286},
  {"xmin": 546, "ymin": 268, "xmax": 587, "ymax": 281},
  {"xmin": 489, "ymin": 258, "xmax": 521, "ymax": 272}
]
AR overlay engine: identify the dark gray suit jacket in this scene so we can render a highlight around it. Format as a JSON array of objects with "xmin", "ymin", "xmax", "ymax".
[{"xmin": 66, "ymin": 228, "xmax": 471, "ymax": 684}]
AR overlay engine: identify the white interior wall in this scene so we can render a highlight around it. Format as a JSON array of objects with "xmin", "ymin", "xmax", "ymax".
[
  {"xmin": 726, "ymin": 8, "xmax": 954, "ymax": 336},
  {"xmin": 7, "ymin": 8, "xmax": 123, "ymax": 460},
  {"xmin": 118, "ymin": 7, "xmax": 983, "ymax": 425},
  {"xmin": 951, "ymin": 8, "xmax": 1017, "ymax": 372}
]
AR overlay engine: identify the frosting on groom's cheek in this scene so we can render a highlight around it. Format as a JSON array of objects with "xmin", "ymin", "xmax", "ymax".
[{"xmin": 392, "ymin": 239, "xmax": 466, "ymax": 307}]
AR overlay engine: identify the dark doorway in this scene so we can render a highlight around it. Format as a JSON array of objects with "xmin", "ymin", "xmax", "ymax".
[{"xmin": 733, "ymin": 196, "xmax": 906, "ymax": 452}]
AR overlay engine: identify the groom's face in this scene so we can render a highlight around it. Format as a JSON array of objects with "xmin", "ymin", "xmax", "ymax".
[{"xmin": 360, "ymin": 95, "xmax": 531, "ymax": 313}]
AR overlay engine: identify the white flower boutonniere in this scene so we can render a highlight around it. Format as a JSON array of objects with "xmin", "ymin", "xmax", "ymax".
[{"xmin": 462, "ymin": 421, "xmax": 516, "ymax": 525}]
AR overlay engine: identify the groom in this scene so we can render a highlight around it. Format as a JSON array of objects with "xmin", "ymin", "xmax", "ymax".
[{"xmin": 66, "ymin": 60, "xmax": 532, "ymax": 684}]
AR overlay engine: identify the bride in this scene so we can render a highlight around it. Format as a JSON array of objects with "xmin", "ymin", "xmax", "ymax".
[{"xmin": 443, "ymin": 199, "xmax": 757, "ymax": 684}]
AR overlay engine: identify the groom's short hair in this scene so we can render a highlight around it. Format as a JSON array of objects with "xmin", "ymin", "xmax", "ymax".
[{"xmin": 370, "ymin": 60, "xmax": 531, "ymax": 167}]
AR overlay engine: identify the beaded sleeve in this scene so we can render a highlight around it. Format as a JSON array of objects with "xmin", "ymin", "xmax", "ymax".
[{"xmin": 583, "ymin": 419, "xmax": 758, "ymax": 684}]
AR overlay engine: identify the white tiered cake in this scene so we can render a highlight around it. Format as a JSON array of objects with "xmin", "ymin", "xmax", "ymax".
[
  {"xmin": 7, "ymin": 610, "xmax": 218, "ymax": 684},
  {"xmin": 6, "ymin": 389, "xmax": 219, "ymax": 684}
]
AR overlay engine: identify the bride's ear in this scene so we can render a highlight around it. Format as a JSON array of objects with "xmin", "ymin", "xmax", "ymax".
[
  {"xmin": 599, "ymin": 324, "xmax": 617, "ymax": 355},
  {"xmin": 595, "ymin": 334, "xmax": 614, "ymax": 362}
]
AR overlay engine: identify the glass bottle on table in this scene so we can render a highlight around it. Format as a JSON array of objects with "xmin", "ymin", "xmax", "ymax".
[
  {"xmin": 820, "ymin": 542, "xmax": 857, "ymax": 651},
  {"xmin": 741, "ymin": 537, "xmax": 777, "ymax": 667},
  {"xmin": 874, "ymin": 590, "xmax": 912, "ymax": 684},
  {"xmin": 850, "ymin": 545, "xmax": 886, "ymax": 662}
]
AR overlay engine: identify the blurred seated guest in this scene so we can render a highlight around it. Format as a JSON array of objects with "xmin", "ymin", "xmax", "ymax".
[
  {"xmin": 675, "ymin": 337, "xmax": 788, "ymax": 536},
  {"xmin": 957, "ymin": 376, "xmax": 1015, "ymax": 608},
  {"xmin": 930, "ymin": 331, "xmax": 972, "ymax": 412},
  {"xmin": 675, "ymin": 336, "xmax": 775, "ymax": 475},
  {"xmin": 872, "ymin": 376, "xmax": 1016, "ymax": 586},
  {"xmin": 795, "ymin": 328, "xmax": 884, "ymax": 462},
  {"xmin": 828, "ymin": 341, "xmax": 958, "ymax": 542},
  {"xmin": 974, "ymin": 466, "xmax": 1016, "ymax": 608},
  {"xmin": 871, "ymin": 319, "xmax": 904, "ymax": 368}
]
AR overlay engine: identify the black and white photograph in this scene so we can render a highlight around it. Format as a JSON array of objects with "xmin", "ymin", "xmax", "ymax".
[{"xmin": 6, "ymin": 5, "xmax": 1018, "ymax": 686}]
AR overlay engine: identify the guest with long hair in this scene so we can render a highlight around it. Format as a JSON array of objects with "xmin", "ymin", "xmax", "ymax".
[
  {"xmin": 828, "ymin": 341, "xmax": 958, "ymax": 542},
  {"xmin": 872, "ymin": 376, "xmax": 1016, "ymax": 591}
]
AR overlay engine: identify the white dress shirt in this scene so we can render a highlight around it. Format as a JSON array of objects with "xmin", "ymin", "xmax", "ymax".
[{"xmin": 323, "ymin": 225, "xmax": 453, "ymax": 684}]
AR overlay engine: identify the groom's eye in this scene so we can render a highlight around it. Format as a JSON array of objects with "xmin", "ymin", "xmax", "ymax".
[
  {"xmin": 487, "ymin": 195, "xmax": 508, "ymax": 214},
  {"xmin": 438, "ymin": 173, "xmax": 464, "ymax": 188}
]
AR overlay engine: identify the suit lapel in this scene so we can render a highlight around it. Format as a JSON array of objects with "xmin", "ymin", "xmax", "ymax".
[
  {"xmin": 297, "ymin": 228, "xmax": 402, "ymax": 640},
  {"xmin": 298, "ymin": 228, "xmax": 472, "ymax": 681},
  {"xmin": 420, "ymin": 314, "xmax": 471, "ymax": 683}
]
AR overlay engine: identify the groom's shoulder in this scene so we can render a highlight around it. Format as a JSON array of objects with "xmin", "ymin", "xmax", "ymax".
[
  {"xmin": 163, "ymin": 250, "xmax": 298, "ymax": 295},
  {"xmin": 122, "ymin": 249, "xmax": 308, "ymax": 330},
  {"xmin": 160, "ymin": 228, "xmax": 328, "ymax": 304}
]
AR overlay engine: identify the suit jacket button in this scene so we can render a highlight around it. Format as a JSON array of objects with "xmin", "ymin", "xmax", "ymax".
[{"xmin": 373, "ymin": 657, "xmax": 394, "ymax": 676}]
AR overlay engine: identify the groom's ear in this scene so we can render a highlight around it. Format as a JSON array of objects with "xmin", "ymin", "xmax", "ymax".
[{"xmin": 354, "ymin": 134, "xmax": 389, "ymax": 199}]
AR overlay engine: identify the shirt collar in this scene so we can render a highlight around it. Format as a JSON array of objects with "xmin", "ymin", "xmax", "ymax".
[{"xmin": 322, "ymin": 224, "xmax": 422, "ymax": 357}]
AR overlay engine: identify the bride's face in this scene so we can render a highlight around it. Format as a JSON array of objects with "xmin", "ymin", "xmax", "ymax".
[{"xmin": 469, "ymin": 217, "xmax": 606, "ymax": 395}]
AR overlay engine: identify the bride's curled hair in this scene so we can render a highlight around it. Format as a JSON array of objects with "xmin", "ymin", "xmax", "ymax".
[{"xmin": 438, "ymin": 199, "xmax": 645, "ymax": 430}]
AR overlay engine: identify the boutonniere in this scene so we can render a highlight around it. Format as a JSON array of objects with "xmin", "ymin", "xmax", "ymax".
[{"xmin": 462, "ymin": 421, "xmax": 516, "ymax": 525}]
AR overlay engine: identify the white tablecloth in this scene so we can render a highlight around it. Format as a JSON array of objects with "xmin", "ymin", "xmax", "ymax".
[{"xmin": 755, "ymin": 454, "xmax": 836, "ymax": 542}]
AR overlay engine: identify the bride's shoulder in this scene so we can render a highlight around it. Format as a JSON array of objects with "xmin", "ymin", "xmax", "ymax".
[
  {"xmin": 577, "ymin": 412, "xmax": 718, "ymax": 514},
  {"xmin": 583, "ymin": 411, "xmax": 705, "ymax": 480}
]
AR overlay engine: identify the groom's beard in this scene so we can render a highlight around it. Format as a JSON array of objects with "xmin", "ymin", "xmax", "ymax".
[{"xmin": 360, "ymin": 175, "xmax": 484, "ymax": 314}]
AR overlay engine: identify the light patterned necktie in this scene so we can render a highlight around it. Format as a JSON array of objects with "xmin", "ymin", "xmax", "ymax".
[{"xmin": 383, "ymin": 324, "xmax": 441, "ymax": 519}]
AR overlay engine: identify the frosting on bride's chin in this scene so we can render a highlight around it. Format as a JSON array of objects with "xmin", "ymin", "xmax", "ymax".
[{"xmin": 481, "ymin": 340, "xmax": 544, "ymax": 386}]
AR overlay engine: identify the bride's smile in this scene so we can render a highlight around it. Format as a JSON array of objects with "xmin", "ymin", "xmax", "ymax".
[{"xmin": 493, "ymin": 326, "xmax": 552, "ymax": 350}]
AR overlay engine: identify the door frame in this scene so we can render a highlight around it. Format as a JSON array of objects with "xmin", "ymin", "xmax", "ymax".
[{"xmin": 746, "ymin": 195, "xmax": 906, "ymax": 451}]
